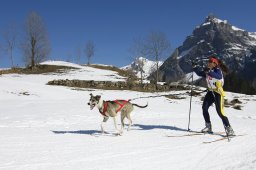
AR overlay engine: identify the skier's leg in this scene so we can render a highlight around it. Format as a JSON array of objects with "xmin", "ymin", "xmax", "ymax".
[
  {"xmin": 214, "ymin": 92, "xmax": 235, "ymax": 136},
  {"xmin": 201, "ymin": 91, "xmax": 215, "ymax": 132},
  {"xmin": 213, "ymin": 92, "xmax": 230, "ymax": 127},
  {"xmin": 202, "ymin": 92, "xmax": 215, "ymax": 123}
]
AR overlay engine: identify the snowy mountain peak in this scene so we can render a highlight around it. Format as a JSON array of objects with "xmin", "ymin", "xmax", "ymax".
[
  {"xmin": 205, "ymin": 15, "xmax": 225, "ymax": 24},
  {"xmin": 121, "ymin": 57, "xmax": 163, "ymax": 78},
  {"xmin": 199, "ymin": 15, "xmax": 250, "ymax": 34}
]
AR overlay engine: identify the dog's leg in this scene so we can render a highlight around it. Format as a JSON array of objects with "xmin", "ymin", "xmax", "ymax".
[
  {"xmin": 113, "ymin": 116, "xmax": 122, "ymax": 135},
  {"xmin": 126, "ymin": 112, "xmax": 133, "ymax": 131},
  {"xmin": 121, "ymin": 112, "xmax": 126, "ymax": 132},
  {"xmin": 101, "ymin": 116, "xmax": 109, "ymax": 134}
]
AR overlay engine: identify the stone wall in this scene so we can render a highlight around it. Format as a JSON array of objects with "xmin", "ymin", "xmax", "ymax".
[{"xmin": 47, "ymin": 79, "xmax": 190, "ymax": 92}]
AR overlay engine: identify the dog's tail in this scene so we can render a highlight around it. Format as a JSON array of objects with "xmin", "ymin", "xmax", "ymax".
[{"xmin": 132, "ymin": 103, "xmax": 148, "ymax": 108}]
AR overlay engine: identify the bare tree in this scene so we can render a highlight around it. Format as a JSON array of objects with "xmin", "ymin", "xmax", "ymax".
[
  {"xmin": 0, "ymin": 44, "xmax": 2, "ymax": 59},
  {"xmin": 21, "ymin": 11, "xmax": 51, "ymax": 67},
  {"xmin": 130, "ymin": 37, "xmax": 145, "ymax": 56},
  {"xmin": 2, "ymin": 23, "xmax": 17, "ymax": 67},
  {"xmin": 66, "ymin": 51, "xmax": 73, "ymax": 63},
  {"xmin": 85, "ymin": 40, "xmax": 95, "ymax": 65},
  {"xmin": 252, "ymin": 78, "xmax": 256, "ymax": 91},
  {"xmin": 76, "ymin": 46, "xmax": 82, "ymax": 64},
  {"xmin": 137, "ymin": 58, "xmax": 145, "ymax": 84},
  {"xmin": 131, "ymin": 31, "xmax": 171, "ymax": 86},
  {"xmin": 143, "ymin": 31, "xmax": 171, "ymax": 84},
  {"xmin": 129, "ymin": 38, "xmax": 147, "ymax": 84}
]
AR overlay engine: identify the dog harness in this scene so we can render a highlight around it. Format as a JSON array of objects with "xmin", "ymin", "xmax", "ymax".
[
  {"xmin": 99, "ymin": 100, "xmax": 130, "ymax": 117},
  {"xmin": 99, "ymin": 101, "xmax": 108, "ymax": 117},
  {"xmin": 114, "ymin": 100, "xmax": 129, "ymax": 113}
]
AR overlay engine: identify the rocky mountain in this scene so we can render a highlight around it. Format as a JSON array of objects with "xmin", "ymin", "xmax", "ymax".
[
  {"xmin": 122, "ymin": 57, "xmax": 163, "ymax": 79},
  {"xmin": 158, "ymin": 15, "xmax": 256, "ymax": 94}
]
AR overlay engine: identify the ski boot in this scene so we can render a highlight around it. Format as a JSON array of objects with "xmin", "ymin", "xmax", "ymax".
[
  {"xmin": 201, "ymin": 122, "xmax": 213, "ymax": 134},
  {"xmin": 225, "ymin": 126, "xmax": 235, "ymax": 136}
]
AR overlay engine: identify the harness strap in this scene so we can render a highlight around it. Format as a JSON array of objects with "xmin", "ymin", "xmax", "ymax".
[
  {"xmin": 114, "ymin": 100, "xmax": 129, "ymax": 113},
  {"xmin": 99, "ymin": 101, "xmax": 108, "ymax": 116}
]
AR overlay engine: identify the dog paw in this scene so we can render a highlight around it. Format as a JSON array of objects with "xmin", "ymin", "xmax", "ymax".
[
  {"xmin": 101, "ymin": 131, "xmax": 107, "ymax": 134},
  {"xmin": 113, "ymin": 131, "xmax": 123, "ymax": 136},
  {"xmin": 115, "ymin": 133, "xmax": 122, "ymax": 136}
]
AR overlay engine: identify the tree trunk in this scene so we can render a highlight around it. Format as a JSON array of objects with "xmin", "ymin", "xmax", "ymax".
[
  {"xmin": 10, "ymin": 47, "xmax": 14, "ymax": 68},
  {"xmin": 140, "ymin": 70, "xmax": 143, "ymax": 85},
  {"xmin": 155, "ymin": 58, "xmax": 159, "ymax": 90},
  {"xmin": 31, "ymin": 37, "xmax": 36, "ymax": 67}
]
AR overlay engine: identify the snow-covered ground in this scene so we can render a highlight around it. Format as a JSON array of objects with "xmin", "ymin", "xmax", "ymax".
[{"xmin": 1, "ymin": 61, "xmax": 256, "ymax": 170}]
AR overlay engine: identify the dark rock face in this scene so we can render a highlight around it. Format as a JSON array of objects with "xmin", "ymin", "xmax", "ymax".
[
  {"xmin": 158, "ymin": 15, "xmax": 256, "ymax": 84},
  {"xmin": 158, "ymin": 49, "xmax": 185, "ymax": 82}
]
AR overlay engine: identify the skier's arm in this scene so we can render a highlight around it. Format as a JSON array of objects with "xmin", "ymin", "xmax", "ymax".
[
  {"xmin": 193, "ymin": 67, "xmax": 206, "ymax": 78},
  {"xmin": 208, "ymin": 68, "xmax": 222, "ymax": 79}
]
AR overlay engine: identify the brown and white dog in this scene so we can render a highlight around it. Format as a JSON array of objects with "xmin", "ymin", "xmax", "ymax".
[{"xmin": 88, "ymin": 93, "xmax": 148, "ymax": 135}]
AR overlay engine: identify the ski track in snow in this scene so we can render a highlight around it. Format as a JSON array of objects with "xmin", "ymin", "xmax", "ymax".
[{"xmin": 0, "ymin": 61, "xmax": 256, "ymax": 170}]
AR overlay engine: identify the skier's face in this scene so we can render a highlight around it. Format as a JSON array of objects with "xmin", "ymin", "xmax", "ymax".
[
  {"xmin": 208, "ymin": 57, "xmax": 218, "ymax": 69},
  {"xmin": 207, "ymin": 61, "xmax": 216, "ymax": 69}
]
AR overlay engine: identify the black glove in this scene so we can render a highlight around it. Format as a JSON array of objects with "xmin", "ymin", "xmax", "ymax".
[
  {"xmin": 204, "ymin": 67, "xmax": 210, "ymax": 73},
  {"xmin": 191, "ymin": 61, "xmax": 197, "ymax": 68}
]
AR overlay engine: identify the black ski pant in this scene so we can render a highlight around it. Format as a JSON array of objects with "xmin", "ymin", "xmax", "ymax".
[{"xmin": 202, "ymin": 91, "xmax": 231, "ymax": 127}]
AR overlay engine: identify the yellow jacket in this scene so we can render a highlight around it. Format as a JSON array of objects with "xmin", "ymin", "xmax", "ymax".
[{"xmin": 211, "ymin": 80, "xmax": 226, "ymax": 97}]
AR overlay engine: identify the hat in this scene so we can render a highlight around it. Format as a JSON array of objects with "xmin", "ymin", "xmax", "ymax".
[{"xmin": 209, "ymin": 56, "xmax": 219, "ymax": 65}]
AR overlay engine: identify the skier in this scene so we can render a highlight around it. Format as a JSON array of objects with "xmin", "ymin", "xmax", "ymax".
[{"xmin": 192, "ymin": 56, "xmax": 235, "ymax": 136}]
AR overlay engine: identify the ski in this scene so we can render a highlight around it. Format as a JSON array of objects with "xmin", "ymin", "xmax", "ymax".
[
  {"xmin": 167, "ymin": 133, "xmax": 203, "ymax": 137},
  {"xmin": 203, "ymin": 134, "xmax": 246, "ymax": 144},
  {"xmin": 91, "ymin": 132, "xmax": 121, "ymax": 137},
  {"xmin": 167, "ymin": 131, "xmax": 225, "ymax": 138},
  {"xmin": 189, "ymin": 130, "xmax": 226, "ymax": 135}
]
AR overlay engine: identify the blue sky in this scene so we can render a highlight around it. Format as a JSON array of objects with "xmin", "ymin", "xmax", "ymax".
[{"xmin": 0, "ymin": 0, "xmax": 256, "ymax": 68}]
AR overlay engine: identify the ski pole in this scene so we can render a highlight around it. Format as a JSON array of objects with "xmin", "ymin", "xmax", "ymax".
[{"xmin": 187, "ymin": 72, "xmax": 194, "ymax": 131}]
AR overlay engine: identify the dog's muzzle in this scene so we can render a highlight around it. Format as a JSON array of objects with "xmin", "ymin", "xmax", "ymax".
[{"xmin": 88, "ymin": 102, "xmax": 96, "ymax": 110}]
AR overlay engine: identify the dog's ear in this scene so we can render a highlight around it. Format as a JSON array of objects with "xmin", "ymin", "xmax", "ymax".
[
  {"xmin": 96, "ymin": 95, "xmax": 101, "ymax": 100},
  {"xmin": 90, "ymin": 93, "xmax": 93, "ymax": 97}
]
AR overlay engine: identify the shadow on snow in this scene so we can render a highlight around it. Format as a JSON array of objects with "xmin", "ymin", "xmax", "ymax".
[
  {"xmin": 51, "ymin": 124, "xmax": 188, "ymax": 135},
  {"xmin": 51, "ymin": 130, "xmax": 102, "ymax": 135},
  {"xmin": 132, "ymin": 123, "xmax": 188, "ymax": 132}
]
